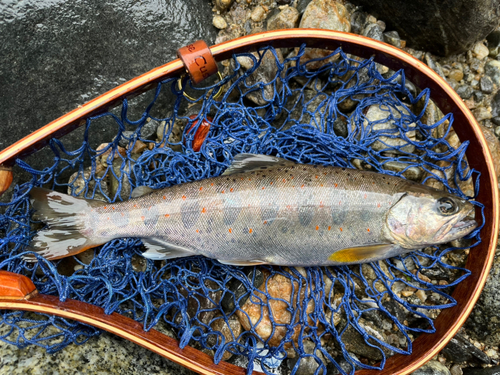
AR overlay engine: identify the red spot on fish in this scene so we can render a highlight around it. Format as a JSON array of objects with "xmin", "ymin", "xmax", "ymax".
[
  {"xmin": 270, "ymin": 182, "xmax": 274, "ymax": 185},
  {"xmin": 249, "ymin": 178, "xmax": 252, "ymax": 181},
  {"xmin": 315, "ymin": 175, "xmax": 319, "ymax": 179},
  {"xmin": 163, "ymin": 196, "xmax": 166, "ymax": 200},
  {"xmin": 367, "ymin": 228, "xmax": 370, "ymax": 232},
  {"xmin": 328, "ymin": 226, "xmax": 331, "ymax": 231},
  {"xmin": 133, "ymin": 204, "xmax": 138, "ymax": 208},
  {"xmin": 316, "ymin": 225, "xmax": 319, "ymax": 230},
  {"xmin": 202, "ymin": 207, "xmax": 206, "ymax": 213},
  {"xmin": 199, "ymin": 187, "xmax": 203, "ymax": 191},
  {"xmin": 249, "ymin": 228, "xmax": 253, "ymax": 234},
  {"xmin": 211, "ymin": 183, "xmax": 214, "ymax": 186},
  {"xmin": 141, "ymin": 216, "xmax": 145, "ymax": 221},
  {"xmin": 107, "ymin": 217, "xmax": 110, "ymax": 220},
  {"xmin": 121, "ymin": 213, "xmax": 124, "ymax": 216},
  {"xmin": 319, "ymin": 201, "xmax": 324, "ymax": 208},
  {"xmin": 229, "ymin": 228, "xmax": 232, "ymax": 233},
  {"xmin": 301, "ymin": 184, "xmax": 305, "ymax": 188},
  {"xmin": 165, "ymin": 214, "xmax": 170, "ymax": 217},
  {"xmin": 291, "ymin": 176, "xmax": 294, "ymax": 179},
  {"xmin": 364, "ymin": 194, "xmax": 367, "ymax": 199},
  {"xmin": 230, "ymin": 188, "xmax": 234, "ymax": 192},
  {"xmin": 286, "ymin": 205, "xmax": 292, "ymax": 210},
  {"xmin": 334, "ymin": 183, "xmax": 338, "ymax": 188},
  {"xmin": 340, "ymin": 227, "xmax": 343, "ymax": 232},
  {"xmin": 221, "ymin": 190, "xmax": 225, "ymax": 194},
  {"xmin": 104, "ymin": 206, "xmax": 107, "ymax": 209},
  {"xmin": 377, "ymin": 203, "xmax": 381, "ymax": 208},
  {"xmin": 282, "ymin": 179, "xmax": 286, "ymax": 183},
  {"xmin": 182, "ymin": 195, "xmax": 186, "ymax": 200},
  {"xmin": 339, "ymin": 201, "xmax": 342, "ymax": 205},
  {"xmin": 262, "ymin": 187, "xmax": 265, "ymax": 190},
  {"xmin": 324, "ymin": 172, "xmax": 327, "ymax": 175},
  {"xmin": 196, "ymin": 229, "xmax": 199, "ymax": 233},
  {"xmin": 112, "ymin": 206, "xmax": 115, "ymax": 210},
  {"xmin": 264, "ymin": 221, "xmax": 268, "ymax": 224}
]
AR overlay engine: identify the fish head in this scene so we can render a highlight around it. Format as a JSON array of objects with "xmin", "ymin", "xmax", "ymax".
[{"xmin": 385, "ymin": 188, "xmax": 477, "ymax": 249}]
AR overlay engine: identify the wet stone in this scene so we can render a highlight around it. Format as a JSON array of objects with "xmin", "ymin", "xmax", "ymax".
[
  {"xmin": 441, "ymin": 333, "xmax": 491, "ymax": 365},
  {"xmin": 118, "ymin": 130, "xmax": 137, "ymax": 148},
  {"xmin": 463, "ymin": 365, "xmax": 500, "ymax": 375},
  {"xmin": 266, "ymin": 6, "xmax": 300, "ymax": 30},
  {"xmin": 450, "ymin": 364, "xmax": 463, "ymax": 375},
  {"xmin": 208, "ymin": 317, "xmax": 242, "ymax": 361},
  {"xmin": 411, "ymin": 360, "xmax": 451, "ymax": 375},
  {"xmin": 472, "ymin": 42, "xmax": 490, "ymax": 60},
  {"xmin": 485, "ymin": 60, "xmax": 500, "ymax": 86},
  {"xmin": 140, "ymin": 120, "xmax": 157, "ymax": 140},
  {"xmin": 363, "ymin": 23, "xmax": 384, "ymax": 42},
  {"xmin": 456, "ymin": 85, "xmax": 474, "ymax": 100},
  {"xmin": 213, "ymin": 15, "xmax": 228, "ymax": 30},
  {"xmin": 221, "ymin": 268, "xmax": 264, "ymax": 313},
  {"xmin": 286, "ymin": 340, "xmax": 325, "ymax": 375},
  {"xmin": 383, "ymin": 30, "xmax": 402, "ymax": 48},
  {"xmin": 487, "ymin": 30, "xmax": 500, "ymax": 58},
  {"xmin": 350, "ymin": 11, "xmax": 369, "ymax": 35},
  {"xmin": 215, "ymin": 0, "xmax": 234, "ymax": 11},
  {"xmin": 425, "ymin": 53, "xmax": 446, "ymax": 79},
  {"xmin": 68, "ymin": 168, "xmax": 109, "ymax": 202},
  {"xmin": 341, "ymin": 324, "xmax": 384, "ymax": 361},
  {"xmin": 235, "ymin": 49, "xmax": 283, "ymax": 106},
  {"xmin": 480, "ymin": 75, "xmax": 495, "ymax": 94},
  {"xmin": 297, "ymin": 0, "xmax": 351, "ymax": 70},
  {"xmin": 250, "ymin": 6, "xmax": 266, "ymax": 22}
]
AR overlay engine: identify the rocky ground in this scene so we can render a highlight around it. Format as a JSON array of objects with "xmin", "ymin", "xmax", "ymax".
[{"xmin": 2, "ymin": 0, "xmax": 500, "ymax": 374}]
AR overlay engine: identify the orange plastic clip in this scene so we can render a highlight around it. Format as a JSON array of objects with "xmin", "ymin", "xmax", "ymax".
[{"xmin": 177, "ymin": 40, "xmax": 218, "ymax": 84}]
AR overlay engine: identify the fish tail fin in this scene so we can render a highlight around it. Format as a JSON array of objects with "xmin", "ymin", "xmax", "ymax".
[{"xmin": 28, "ymin": 187, "xmax": 105, "ymax": 261}]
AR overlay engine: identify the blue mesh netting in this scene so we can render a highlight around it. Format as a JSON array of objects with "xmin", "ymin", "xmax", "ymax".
[{"xmin": 0, "ymin": 45, "xmax": 484, "ymax": 374}]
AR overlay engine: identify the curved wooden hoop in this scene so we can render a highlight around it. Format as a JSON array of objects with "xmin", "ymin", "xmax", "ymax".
[{"xmin": 0, "ymin": 29, "xmax": 497, "ymax": 375}]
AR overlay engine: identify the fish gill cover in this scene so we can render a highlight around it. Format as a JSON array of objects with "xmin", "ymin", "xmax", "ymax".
[{"xmin": 0, "ymin": 45, "xmax": 484, "ymax": 374}]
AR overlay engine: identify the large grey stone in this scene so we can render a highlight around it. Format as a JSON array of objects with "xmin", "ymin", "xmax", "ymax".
[
  {"xmin": 0, "ymin": 0, "xmax": 217, "ymax": 199},
  {"xmin": 348, "ymin": 0, "xmax": 500, "ymax": 56}
]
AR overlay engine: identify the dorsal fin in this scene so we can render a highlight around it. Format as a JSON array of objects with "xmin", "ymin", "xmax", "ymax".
[{"xmin": 222, "ymin": 154, "xmax": 297, "ymax": 176}]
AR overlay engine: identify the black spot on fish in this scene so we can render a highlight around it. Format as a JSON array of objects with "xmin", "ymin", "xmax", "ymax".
[
  {"xmin": 181, "ymin": 200, "xmax": 200, "ymax": 229},
  {"xmin": 223, "ymin": 193, "xmax": 242, "ymax": 225}
]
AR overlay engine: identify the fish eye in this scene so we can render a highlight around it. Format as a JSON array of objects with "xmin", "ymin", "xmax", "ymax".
[{"xmin": 437, "ymin": 197, "xmax": 458, "ymax": 215}]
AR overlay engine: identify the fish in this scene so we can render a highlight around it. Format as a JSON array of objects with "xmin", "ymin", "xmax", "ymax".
[{"xmin": 28, "ymin": 154, "xmax": 478, "ymax": 266}]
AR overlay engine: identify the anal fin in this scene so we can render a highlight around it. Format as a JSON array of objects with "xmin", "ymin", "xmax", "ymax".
[
  {"xmin": 217, "ymin": 259, "xmax": 268, "ymax": 266},
  {"xmin": 141, "ymin": 238, "xmax": 194, "ymax": 260}
]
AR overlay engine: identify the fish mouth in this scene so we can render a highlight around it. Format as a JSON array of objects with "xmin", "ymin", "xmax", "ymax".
[{"xmin": 434, "ymin": 208, "xmax": 478, "ymax": 243}]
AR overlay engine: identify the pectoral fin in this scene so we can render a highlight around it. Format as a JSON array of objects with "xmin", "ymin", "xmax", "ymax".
[
  {"xmin": 141, "ymin": 238, "xmax": 194, "ymax": 260},
  {"xmin": 328, "ymin": 244, "xmax": 400, "ymax": 264}
]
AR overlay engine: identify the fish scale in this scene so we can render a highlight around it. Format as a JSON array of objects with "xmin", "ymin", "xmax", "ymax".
[
  {"xmin": 89, "ymin": 163, "xmax": 403, "ymax": 265},
  {"xmin": 29, "ymin": 154, "xmax": 477, "ymax": 265}
]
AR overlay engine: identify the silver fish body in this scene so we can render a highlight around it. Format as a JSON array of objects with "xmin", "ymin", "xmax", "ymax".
[{"xmin": 29, "ymin": 154, "xmax": 477, "ymax": 266}]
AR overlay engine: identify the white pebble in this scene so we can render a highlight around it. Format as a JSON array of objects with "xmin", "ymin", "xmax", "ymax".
[
  {"xmin": 213, "ymin": 15, "xmax": 228, "ymax": 29},
  {"xmin": 415, "ymin": 289, "xmax": 428, "ymax": 302},
  {"xmin": 250, "ymin": 5, "xmax": 266, "ymax": 22},
  {"xmin": 473, "ymin": 42, "xmax": 489, "ymax": 60}
]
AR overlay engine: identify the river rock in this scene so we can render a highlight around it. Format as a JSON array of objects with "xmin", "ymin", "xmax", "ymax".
[
  {"xmin": 235, "ymin": 49, "xmax": 283, "ymax": 106},
  {"xmin": 456, "ymin": 85, "xmax": 474, "ymax": 100},
  {"xmin": 441, "ymin": 333, "xmax": 490, "ymax": 365},
  {"xmin": 466, "ymin": 253, "xmax": 500, "ymax": 346},
  {"xmin": 68, "ymin": 167, "xmax": 109, "ymax": 202},
  {"xmin": 485, "ymin": 60, "xmax": 500, "ymax": 86},
  {"xmin": 486, "ymin": 30, "xmax": 500, "ymax": 58},
  {"xmin": 235, "ymin": 272, "xmax": 315, "ymax": 347},
  {"xmin": 383, "ymin": 30, "xmax": 402, "ymax": 48},
  {"xmin": 463, "ymin": 366, "xmax": 500, "ymax": 375},
  {"xmin": 479, "ymin": 125, "xmax": 500, "ymax": 179},
  {"xmin": 352, "ymin": 103, "xmax": 416, "ymax": 154},
  {"xmin": 296, "ymin": 0, "xmax": 351, "ymax": 70},
  {"xmin": 208, "ymin": 317, "xmax": 242, "ymax": 361},
  {"xmin": 411, "ymin": 360, "xmax": 451, "ymax": 375},
  {"xmin": 346, "ymin": 0, "xmax": 500, "ymax": 56},
  {"xmin": 266, "ymin": 6, "xmax": 300, "ymax": 30},
  {"xmin": 480, "ymin": 76, "xmax": 495, "ymax": 94},
  {"xmin": 286, "ymin": 340, "xmax": 325, "ymax": 375},
  {"xmin": 363, "ymin": 23, "xmax": 384, "ymax": 42}
]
